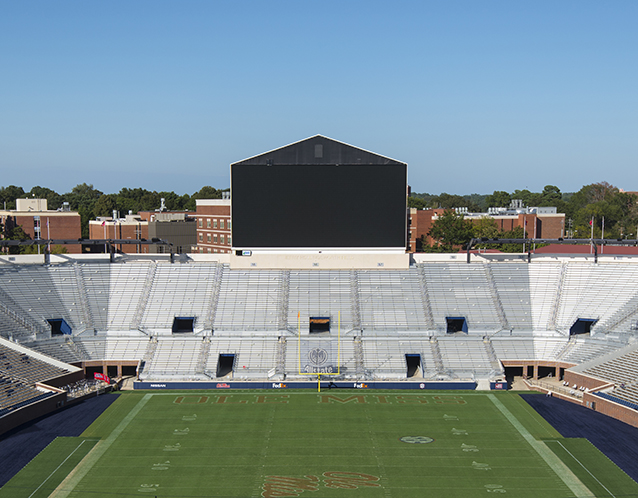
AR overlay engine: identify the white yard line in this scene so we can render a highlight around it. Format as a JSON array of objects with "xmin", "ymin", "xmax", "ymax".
[
  {"xmin": 548, "ymin": 440, "xmax": 616, "ymax": 498},
  {"xmin": 27, "ymin": 439, "xmax": 92, "ymax": 498},
  {"xmin": 48, "ymin": 394, "xmax": 153, "ymax": 498},
  {"xmin": 488, "ymin": 394, "xmax": 594, "ymax": 498}
]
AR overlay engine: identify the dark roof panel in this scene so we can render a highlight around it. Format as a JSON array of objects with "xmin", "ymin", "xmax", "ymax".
[{"xmin": 231, "ymin": 135, "xmax": 406, "ymax": 166}]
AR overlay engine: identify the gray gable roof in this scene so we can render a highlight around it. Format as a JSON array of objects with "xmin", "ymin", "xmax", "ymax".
[{"xmin": 231, "ymin": 135, "xmax": 406, "ymax": 166}]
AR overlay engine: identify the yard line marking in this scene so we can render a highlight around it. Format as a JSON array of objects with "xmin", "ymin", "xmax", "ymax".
[
  {"xmin": 547, "ymin": 440, "xmax": 616, "ymax": 498},
  {"xmin": 488, "ymin": 394, "xmax": 594, "ymax": 498},
  {"xmin": 27, "ymin": 439, "xmax": 89, "ymax": 498},
  {"xmin": 49, "ymin": 393, "xmax": 153, "ymax": 498}
]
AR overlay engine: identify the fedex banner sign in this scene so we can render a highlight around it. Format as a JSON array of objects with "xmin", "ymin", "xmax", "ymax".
[{"xmin": 94, "ymin": 372, "xmax": 110, "ymax": 384}]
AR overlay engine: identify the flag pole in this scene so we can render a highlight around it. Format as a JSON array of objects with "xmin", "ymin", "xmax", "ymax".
[{"xmin": 590, "ymin": 216, "xmax": 594, "ymax": 254}]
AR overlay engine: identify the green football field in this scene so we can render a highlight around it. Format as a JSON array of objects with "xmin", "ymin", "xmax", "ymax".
[{"xmin": 2, "ymin": 390, "xmax": 638, "ymax": 498}]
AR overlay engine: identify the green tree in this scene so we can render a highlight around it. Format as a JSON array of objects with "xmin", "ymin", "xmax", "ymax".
[
  {"xmin": 29, "ymin": 186, "xmax": 63, "ymax": 210},
  {"xmin": 93, "ymin": 194, "xmax": 118, "ymax": 217},
  {"xmin": 407, "ymin": 196, "xmax": 427, "ymax": 209},
  {"xmin": 186, "ymin": 186, "xmax": 226, "ymax": 210},
  {"xmin": 427, "ymin": 210, "xmax": 474, "ymax": 251},
  {"xmin": 431, "ymin": 193, "xmax": 481, "ymax": 212},
  {"xmin": 0, "ymin": 185, "xmax": 26, "ymax": 210},
  {"xmin": 472, "ymin": 217, "xmax": 500, "ymax": 239},
  {"xmin": 2, "ymin": 216, "xmax": 32, "ymax": 254},
  {"xmin": 485, "ymin": 191, "xmax": 511, "ymax": 208},
  {"xmin": 63, "ymin": 184, "xmax": 104, "ymax": 239}
]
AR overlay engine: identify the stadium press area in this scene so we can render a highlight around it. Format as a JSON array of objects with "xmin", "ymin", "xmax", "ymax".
[{"xmin": 2, "ymin": 252, "xmax": 638, "ymax": 495}]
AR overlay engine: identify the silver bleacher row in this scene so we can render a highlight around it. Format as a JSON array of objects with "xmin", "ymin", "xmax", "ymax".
[
  {"xmin": 3, "ymin": 260, "xmax": 638, "ymax": 381},
  {"xmin": 3, "ymin": 261, "xmax": 638, "ymax": 339}
]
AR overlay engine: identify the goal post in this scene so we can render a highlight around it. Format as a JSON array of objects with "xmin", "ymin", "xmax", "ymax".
[{"xmin": 297, "ymin": 311, "xmax": 341, "ymax": 379}]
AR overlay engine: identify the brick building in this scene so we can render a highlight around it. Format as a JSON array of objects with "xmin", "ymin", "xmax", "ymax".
[
  {"xmin": 88, "ymin": 211, "xmax": 196, "ymax": 254},
  {"xmin": 89, "ymin": 215, "xmax": 149, "ymax": 254},
  {"xmin": 194, "ymin": 198, "xmax": 231, "ymax": 254},
  {"xmin": 0, "ymin": 199, "xmax": 82, "ymax": 254},
  {"xmin": 408, "ymin": 205, "xmax": 566, "ymax": 252}
]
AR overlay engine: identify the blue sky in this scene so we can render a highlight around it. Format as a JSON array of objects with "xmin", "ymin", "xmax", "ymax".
[{"xmin": 1, "ymin": 0, "xmax": 636, "ymax": 196}]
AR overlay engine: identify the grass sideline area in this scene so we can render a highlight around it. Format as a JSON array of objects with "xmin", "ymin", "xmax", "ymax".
[{"xmin": 0, "ymin": 390, "xmax": 636, "ymax": 498}]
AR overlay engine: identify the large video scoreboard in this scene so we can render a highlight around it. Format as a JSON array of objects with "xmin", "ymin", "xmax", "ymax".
[{"xmin": 231, "ymin": 136, "xmax": 407, "ymax": 249}]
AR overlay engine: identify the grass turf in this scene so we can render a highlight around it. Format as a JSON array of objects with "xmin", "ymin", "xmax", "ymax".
[{"xmin": 1, "ymin": 390, "xmax": 637, "ymax": 498}]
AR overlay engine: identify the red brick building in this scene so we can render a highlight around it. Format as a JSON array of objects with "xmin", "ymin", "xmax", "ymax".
[
  {"xmin": 194, "ymin": 199, "xmax": 231, "ymax": 254},
  {"xmin": 408, "ymin": 207, "xmax": 566, "ymax": 252},
  {"xmin": 89, "ymin": 215, "xmax": 149, "ymax": 254},
  {"xmin": 0, "ymin": 199, "xmax": 82, "ymax": 253}
]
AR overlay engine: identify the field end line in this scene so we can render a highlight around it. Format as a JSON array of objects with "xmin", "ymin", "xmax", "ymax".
[
  {"xmin": 487, "ymin": 394, "xmax": 594, "ymax": 498},
  {"xmin": 49, "ymin": 393, "xmax": 153, "ymax": 498},
  {"xmin": 27, "ymin": 439, "xmax": 88, "ymax": 498},
  {"xmin": 549, "ymin": 440, "xmax": 616, "ymax": 498}
]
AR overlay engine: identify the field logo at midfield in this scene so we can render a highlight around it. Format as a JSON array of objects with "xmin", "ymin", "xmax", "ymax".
[
  {"xmin": 262, "ymin": 472, "xmax": 380, "ymax": 497},
  {"xmin": 399, "ymin": 436, "xmax": 434, "ymax": 444}
]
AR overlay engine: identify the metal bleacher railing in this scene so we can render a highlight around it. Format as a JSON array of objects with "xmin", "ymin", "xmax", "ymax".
[{"xmin": 4, "ymin": 258, "xmax": 638, "ymax": 382}]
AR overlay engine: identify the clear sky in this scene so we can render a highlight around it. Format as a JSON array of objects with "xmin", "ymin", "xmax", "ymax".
[{"xmin": 1, "ymin": 0, "xmax": 636, "ymax": 196}]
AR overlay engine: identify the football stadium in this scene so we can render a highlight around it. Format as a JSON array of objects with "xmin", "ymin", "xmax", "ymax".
[{"xmin": 1, "ymin": 137, "xmax": 638, "ymax": 497}]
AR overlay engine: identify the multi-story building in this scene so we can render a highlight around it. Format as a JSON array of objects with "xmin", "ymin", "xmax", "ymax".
[
  {"xmin": 88, "ymin": 210, "xmax": 196, "ymax": 254},
  {"xmin": 408, "ymin": 203, "xmax": 566, "ymax": 252},
  {"xmin": 89, "ymin": 214, "xmax": 149, "ymax": 254},
  {"xmin": 194, "ymin": 198, "xmax": 231, "ymax": 254},
  {"xmin": 0, "ymin": 199, "xmax": 82, "ymax": 253}
]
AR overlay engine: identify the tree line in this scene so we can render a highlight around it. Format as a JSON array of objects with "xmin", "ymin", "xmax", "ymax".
[
  {"xmin": 411, "ymin": 182, "xmax": 638, "ymax": 250},
  {"xmin": 0, "ymin": 184, "xmax": 228, "ymax": 239},
  {"xmin": 2, "ymin": 181, "xmax": 636, "ymax": 251}
]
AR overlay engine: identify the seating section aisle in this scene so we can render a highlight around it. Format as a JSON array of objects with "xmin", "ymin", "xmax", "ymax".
[
  {"xmin": 559, "ymin": 339, "xmax": 622, "ymax": 364},
  {"xmin": 288, "ymin": 271, "xmax": 354, "ymax": 332},
  {"xmin": 358, "ymin": 270, "xmax": 428, "ymax": 331},
  {"xmin": 491, "ymin": 338, "xmax": 535, "ymax": 360},
  {"xmin": 556, "ymin": 264, "xmax": 638, "ymax": 333},
  {"xmin": 208, "ymin": 337, "xmax": 278, "ymax": 379},
  {"xmin": 81, "ymin": 262, "xmax": 153, "ymax": 331},
  {"xmin": 533, "ymin": 338, "xmax": 567, "ymax": 360},
  {"xmin": 143, "ymin": 338, "xmax": 202, "ymax": 377},
  {"xmin": 0, "ymin": 264, "xmax": 85, "ymax": 335},
  {"xmin": 142, "ymin": 263, "xmax": 218, "ymax": 333},
  {"xmin": 215, "ymin": 269, "xmax": 280, "ymax": 331},
  {"xmin": 421, "ymin": 264, "xmax": 501, "ymax": 333},
  {"xmin": 437, "ymin": 338, "xmax": 493, "ymax": 376},
  {"xmin": 489, "ymin": 263, "xmax": 562, "ymax": 331}
]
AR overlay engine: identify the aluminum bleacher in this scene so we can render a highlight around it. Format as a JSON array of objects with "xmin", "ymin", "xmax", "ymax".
[
  {"xmin": 437, "ymin": 337, "xmax": 493, "ymax": 377},
  {"xmin": 288, "ymin": 270, "xmax": 355, "ymax": 332},
  {"xmin": 142, "ymin": 263, "xmax": 218, "ymax": 334},
  {"xmin": 555, "ymin": 263, "xmax": 638, "ymax": 335},
  {"xmin": 0, "ymin": 264, "xmax": 85, "ymax": 337},
  {"xmin": 215, "ymin": 268, "xmax": 280, "ymax": 332},
  {"xmin": 141, "ymin": 337, "xmax": 203, "ymax": 379},
  {"xmin": 420, "ymin": 263, "xmax": 501, "ymax": 333},
  {"xmin": 358, "ymin": 270, "xmax": 428, "ymax": 331},
  {"xmin": 2, "ymin": 256, "xmax": 638, "ymax": 383},
  {"xmin": 579, "ymin": 346, "xmax": 638, "ymax": 386}
]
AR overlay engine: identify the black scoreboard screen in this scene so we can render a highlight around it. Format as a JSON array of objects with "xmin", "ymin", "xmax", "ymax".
[{"xmin": 231, "ymin": 164, "xmax": 407, "ymax": 248}]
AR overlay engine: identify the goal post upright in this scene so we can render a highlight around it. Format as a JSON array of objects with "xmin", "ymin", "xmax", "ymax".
[{"xmin": 298, "ymin": 311, "xmax": 341, "ymax": 382}]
